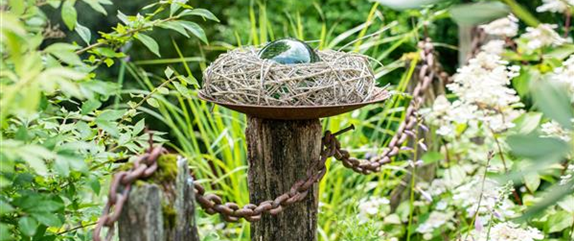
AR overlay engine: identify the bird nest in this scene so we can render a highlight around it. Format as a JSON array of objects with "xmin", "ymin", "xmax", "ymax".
[{"xmin": 200, "ymin": 47, "xmax": 378, "ymax": 106}]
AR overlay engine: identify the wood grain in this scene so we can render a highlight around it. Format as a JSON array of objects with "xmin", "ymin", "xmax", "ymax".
[{"xmin": 246, "ymin": 117, "xmax": 322, "ymax": 241}]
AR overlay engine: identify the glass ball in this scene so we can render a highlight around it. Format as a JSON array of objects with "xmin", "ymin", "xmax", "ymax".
[{"xmin": 258, "ymin": 38, "xmax": 320, "ymax": 64}]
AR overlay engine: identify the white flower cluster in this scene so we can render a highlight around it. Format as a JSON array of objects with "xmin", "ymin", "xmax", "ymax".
[
  {"xmin": 548, "ymin": 54, "xmax": 574, "ymax": 102},
  {"xmin": 560, "ymin": 164, "xmax": 574, "ymax": 185},
  {"xmin": 521, "ymin": 24, "xmax": 569, "ymax": 51},
  {"xmin": 479, "ymin": 15, "xmax": 519, "ymax": 37},
  {"xmin": 416, "ymin": 211, "xmax": 454, "ymax": 240},
  {"xmin": 536, "ymin": 0, "xmax": 574, "ymax": 13},
  {"xmin": 418, "ymin": 176, "xmax": 521, "ymax": 239},
  {"xmin": 357, "ymin": 197, "xmax": 390, "ymax": 224},
  {"xmin": 481, "ymin": 40, "xmax": 506, "ymax": 55},
  {"xmin": 452, "ymin": 178, "xmax": 516, "ymax": 220},
  {"xmin": 541, "ymin": 120, "xmax": 573, "ymax": 142},
  {"xmin": 424, "ymin": 51, "xmax": 523, "ymax": 136},
  {"xmin": 462, "ymin": 222, "xmax": 544, "ymax": 241}
]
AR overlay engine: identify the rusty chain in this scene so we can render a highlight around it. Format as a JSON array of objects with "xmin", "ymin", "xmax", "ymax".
[
  {"xmin": 93, "ymin": 146, "xmax": 167, "ymax": 241},
  {"xmin": 323, "ymin": 38, "xmax": 448, "ymax": 175},
  {"xmin": 192, "ymin": 125, "xmax": 355, "ymax": 222},
  {"xmin": 191, "ymin": 39, "xmax": 447, "ymax": 220},
  {"xmin": 92, "ymin": 39, "xmax": 447, "ymax": 234}
]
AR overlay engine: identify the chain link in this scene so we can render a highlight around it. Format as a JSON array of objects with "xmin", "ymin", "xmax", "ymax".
[
  {"xmin": 192, "ymin": 125, "xmax": 354, "ymax": 222},
  {"xmin": 93, "ymin": 146, "xmax": 167, "ymax": 241},
  {"xmin": 93, "ymin": 39, "xmax": 447, "ymax": 231},
  {"xmin": 323, "ymin": 38, "xmax": 448, "ymax": 175}
]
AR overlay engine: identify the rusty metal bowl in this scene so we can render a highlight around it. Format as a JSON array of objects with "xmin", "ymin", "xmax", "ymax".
[{"xmin": 198, "ymin": 87, "xmax": 390, "ymax": 120}]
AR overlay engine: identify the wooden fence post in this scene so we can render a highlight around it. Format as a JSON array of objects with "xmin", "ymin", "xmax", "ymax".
[
  {"xmin": 246, "ymin": 117, "xmax": 322, "ymax": 241},
  {"xmin": 118, "ymin": 156, "xmax": 199, "ymax": 241}
]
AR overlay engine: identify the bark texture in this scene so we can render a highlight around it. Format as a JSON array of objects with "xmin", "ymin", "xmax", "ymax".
[
  {"xmin": 118, "ymin": 157, "xmax": 199, "ymax": 241},
  {"xmin": 246, "ymin": 117, "xmax": 322, "ymax": 241}
]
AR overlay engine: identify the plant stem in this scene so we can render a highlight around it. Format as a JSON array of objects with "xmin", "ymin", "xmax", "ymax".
[
  {"xmin": 118, "ymin": 76, "xmax": 176, "ymax": 125},
  {"xmin": 57, "ymin": 221, "xmax": 97, "ymax": 235},
  {"xmin": 463, "ymin": 152, "xmax": 493, "ymax": 241},
  {"xmin": 565, "ymin": 11, "xmax": 572, "ymax": 38},
  {"xmin": 499, "ymin": 0, "xmax": 540, "ymax": 27},
  {"xmin": 492, "ymin": 132, "xmax": 523, "ymax": 205},
  {"xmin": 406, "ymin": 129, "xmax": 419, "ymax": 241},
  {"xmin": 75, "ymin": 17, "xmax": 178, "ymax": 55}
]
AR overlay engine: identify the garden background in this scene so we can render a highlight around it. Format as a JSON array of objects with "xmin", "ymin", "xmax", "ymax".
[{"xmin": 1, "ymin": 0, "xmax": 573, "ymax": 240}]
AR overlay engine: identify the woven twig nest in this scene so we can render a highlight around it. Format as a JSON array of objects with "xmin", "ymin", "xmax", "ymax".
[{"xmin": 201, "ymin": 47, "xmax": 378, "ymax": 106}]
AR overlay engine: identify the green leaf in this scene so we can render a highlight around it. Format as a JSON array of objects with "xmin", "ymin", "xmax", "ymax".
[
  {"xmin": 513, "ymin": 112, "xmax": 542, "ymax": 134},
  {"xmin": 88, "ymin": 175, "xmax": 101, "ymax": 195},
  {"xmin": 16, "ymin": 195, "xmax": 42, "ymax": 211},
  {"xmin": 157, "ymin": 87, "xmax": 169, "ymax": 95},
  {"xmin": 44, "ymin": 43, "xmax": 81, "ymax": 52},
  {"xmin": 179, "ymin": 9, "xmax": 220, "ymax": 22},
  {"xmin": 0, "ymin": 223, "xmax": 10, "ymax": 241},
  {"xmin": 56, "ymin": 151, "xmax": 88, "ymax": 172},
  {"xmin": 133, "ymin": 119, "xmax": 145, "ymax": 135},
  {"xmin": 84, "ymin": 0, "xmax": 107, "ymax": 15},
  {"xmin": 18, "ymin": 144, "xmax": 54, "ymax": 175},
  {"xmin": 31, "ymin": 212, "xmax": 62, "ymax": 227},
  {"xmin": 507, "ymin": 133, "xmax": 570, "ymax": 163},
  {"xmin": 135, "ymin": 33, "xmax": 160, "ymax": 57},
  {"xmin": 146, "ymin": 98, "xmax": 159, "ymax": 108},
  {"xmin": 179, "ymin": 21, "xmax": 208, "ymax": 44},
  {"xmin": 543, "ymin": 44, "xmax": 574, "ymax": 60},
  {"xmin": 104, "ymin": 58, "xmax": 114, "ymax": 67},
  {"xmin": 557, "ymin": 195, "xmax": 574, "ymax": 213},
  {"xmin": 18, "ymin": 217, "xmax": 38, "ymax": 236},
  {"xmin": 0, "ymin": 177, "xmax": 8, "ymax": 188},
  {"xmin": 96, "ymin": 120, "xmax": 119, "ymax": 136},
  {"xmin": 75, "ymin": 22, "xmax": 91, "ymax": 45},
  {"xmin": 81, "ymin": 99, "xmax": 101, "ymax": 114},
  {"xmin": 96, "ymin": 110, "xmax": 124, "ymax": 121},
  {"xmin": 75, "ymin": 121, "xmax": 92, "ymax": 139},
  {"xmin": 449, "ymin": 2, "xmax": 510, "ymax": 25},
  {"xmin": 158, "ymin": 21, "xmax": 190, "ymax": 38},
  {"xmin": 531, "ymin": 80, "xmax": 574, "ymax": 129},
  {"xmin": 421, "ymin": 151, "xmax": 442, "ymax": 164},
  {"xmin": 546, "ymin": 211, "xmax": 573, "ymax": 233},
  {"xmin": 164, "ymin": 67, "xmax": 174, "ymax": 78},
  {"xmin": 518, "ymin": 179, "xmax": 574, "ymax": 221},
  {"xmin": 118, "ymin": 133, "xmax": 130, "ymax": 145},
  {"xmin": 0, "ymin": 201, "xmax": 14, "ymax": 215},
  {"xmin": 173, "ymin": 81, "xmax": 191, "ymax": 98},
  {"xmin": 54, "ymin": 158, "xmax": 70, "ymax": 177},
  {"xmin": 27, "ymin": 200, "xmax": 64, "ymax": 213},
  {"xmin": 61, "ymin": 0, "xmax": 77, "ymax": 30},
  {"xmin": 117, "ymin": 11, "xmax": 129, "ymax": 25},
  {"xmin": 42, "ymin": 67, "xmax": 86, "ymax": 80},
  {"xmin": 46, "ymin": 50, "xmax": 83, "ymax": 66},
  {"xmin": 513, "ymin": 67, "xmax": 536, "ymax": 98},
  {"xmin": 178, "ymin": 75, "xmax": 199, "ymax": 87},
  {"xmin": 373, "ymin": 0, "xmax": 440, "ymax": 10},
  {"xmin": 523, "ymin": 173, "xmax": 540, "ymax": 192},
  {"xmin": 170, "ymin": 0, "xmax": 184, "ymax": 16},
  {"xmin": 8, "ymin": 0, "xmax": 25, "ymax": 15}
]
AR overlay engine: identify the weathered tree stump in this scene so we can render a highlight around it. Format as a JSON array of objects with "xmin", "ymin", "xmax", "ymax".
[
  {"xmin": 246, "ymin": 117, "xmax": 322, "ymax": 241},
  {"xmin": 118, "ymin": 156, "xmax": 199, "ymax": 241}
]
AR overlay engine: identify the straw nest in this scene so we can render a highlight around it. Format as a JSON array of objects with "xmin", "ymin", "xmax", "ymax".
[{"xmin": 200, "ymin": 47, "xmax": 377, "ymax": 106}]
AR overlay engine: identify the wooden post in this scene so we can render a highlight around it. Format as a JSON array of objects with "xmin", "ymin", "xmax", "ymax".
[
  {"xmin": 246, "ymin": 117, "xmax": 322, "ymax": 241},
  {"xmin": 118, "ymin": 156, "xmax": 199, "ymax": 241}
]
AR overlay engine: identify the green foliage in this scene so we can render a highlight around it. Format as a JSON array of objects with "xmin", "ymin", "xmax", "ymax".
[
  {"xmin": 0, "ymin": 0, "xmax": 215, "ymax": 239},
  {"xmin": 449, "ymin": 1, "xmax": 510, "ymax": 25},
  {"xmin": 2, "ymin": 0, "xmax": 573, "ymax": 241}
]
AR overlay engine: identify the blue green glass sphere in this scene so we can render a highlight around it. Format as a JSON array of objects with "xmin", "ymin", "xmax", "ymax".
[{"xmin": 258, "ymin": 38, "xmax": 320, "ymax": 64}]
